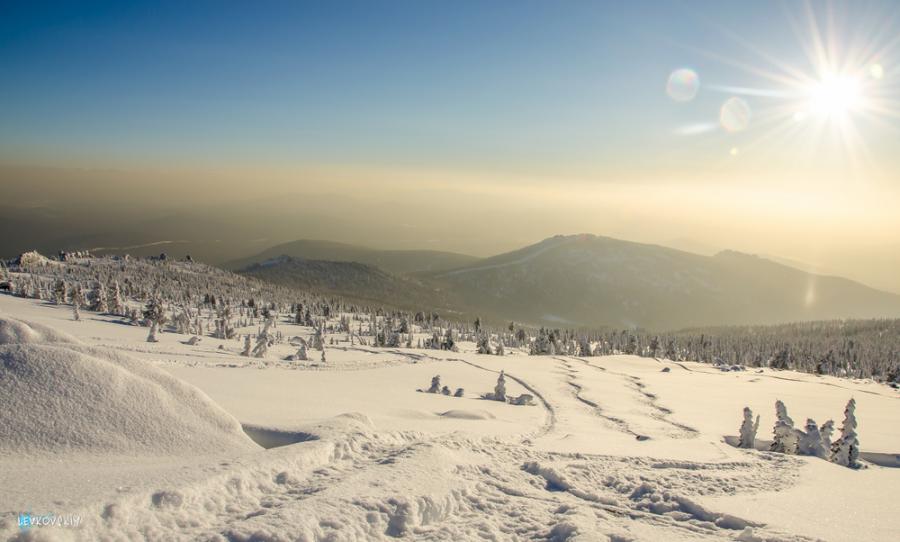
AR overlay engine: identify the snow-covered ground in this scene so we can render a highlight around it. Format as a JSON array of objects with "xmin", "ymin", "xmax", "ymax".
[{"xmin": 1, "ymin": 294, "xmax": 898, "ymax": 541}]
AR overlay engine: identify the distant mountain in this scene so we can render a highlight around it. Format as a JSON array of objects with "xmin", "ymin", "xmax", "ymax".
[
  {"xmin": 425, "ymin": 234, "xmax": 900, "ymax": 330},
  {"xmin": 238, "ymin": 256, "xmax": 458, "ymax": 313},
  {"xmin": 225, "ymin": 239, "xmax": 479, "ymax": 275}
]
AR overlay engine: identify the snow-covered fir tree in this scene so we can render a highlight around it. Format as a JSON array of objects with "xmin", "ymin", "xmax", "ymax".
[
  {"xmin": 830, "ymin": 398, "xmax": 860, "ymax": 468},
  {"xmin": 819, "ymin": 419, "xmax": 835, "ymax": 451},
  {"xmin": 771, "ymin": 400, "xmax": 798, "ymax": 454},
  {"xmin": 427, "ymin": 375, "xmax": 441, "ymax": 394},
  {"xmin": 798, "ymin": 418, "xmax": 828, "ymax": 458},
  {"xmin": 738, "ymin": 407, "xmax": 760, "ymax": 449},
  {"xmin": 143, "ymin": 297, "xmax": 166, "ymax": 343},
  {"xmin": 476, "ymin": 334, "xmax": 492, "ymax": 355},
  {"xmin": 252, "ymin": 318, "xmax": 273, "ymax": 358},
  {"xmin": 53, "ymin": 279, "xmax": 67, "ymax": 305},
  {"xmin": 92, "ymin": 282, "xmax": 108, "ymax": 313},
  {"xmin": 108, "ymin": 281, "xmax": 124, "ymax": 315},
  {"xmin": 490, "ymin": 371, "xmax": 507, "ymax": 402}
]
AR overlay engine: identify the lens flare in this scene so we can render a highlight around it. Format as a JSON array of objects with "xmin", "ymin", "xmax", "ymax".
[
  {"xmin": 720, "ymin": 97, "xmax": 752, "ymax": 132},
  {"xmin": 666, "ymin": 69, "xmax": 700, "ymax": 102}
]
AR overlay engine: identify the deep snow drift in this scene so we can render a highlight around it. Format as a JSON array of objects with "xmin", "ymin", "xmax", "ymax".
[
  {"xmin": 0, "ymin": 316, "xmax": 257, "ymax": 457},
  {"xmin": 0, "ymin": 295, "xmax": 898, "ymax": 542}
]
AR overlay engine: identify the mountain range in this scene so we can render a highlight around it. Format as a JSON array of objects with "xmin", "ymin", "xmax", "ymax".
[{"xmin": 234, "ymin": 234, "xmax": 900, "ymax": 330}]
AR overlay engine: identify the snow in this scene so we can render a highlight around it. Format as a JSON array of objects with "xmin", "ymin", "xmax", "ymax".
[{"xmin": 1, "ymin": 294, "xmax": 898, "ymax": 541}]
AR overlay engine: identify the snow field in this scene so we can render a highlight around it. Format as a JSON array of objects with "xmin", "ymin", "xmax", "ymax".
[{"xmin": 1, "ymin": 295, "xmax": 898, "ymax": 541}]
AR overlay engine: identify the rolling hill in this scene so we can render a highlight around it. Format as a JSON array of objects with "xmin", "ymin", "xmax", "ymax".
[
  {"xmin": 238, "ymin": 256, "xmax": 457, "ymax": 313},
  {"xmin": 225, "ymin": 239, "xmax": 479, "ymax": 274}
]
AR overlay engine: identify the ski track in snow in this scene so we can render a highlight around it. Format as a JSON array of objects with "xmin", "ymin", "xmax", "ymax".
[
  {"xmin": 558, "ymin": 359, "xmax": 648, "ymax": 440},
  {"xmin": 566, "ymin": 357, "xmax": 700, "ymax": 439},
  {"xmin": 667, "ymin": 359, "xmax": 896, "ymax": 399}
]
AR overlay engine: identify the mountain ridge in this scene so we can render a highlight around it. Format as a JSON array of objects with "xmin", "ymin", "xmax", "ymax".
[{"xmin": 237, "ymin": 234, "xmax": 900, "ymax": 330}]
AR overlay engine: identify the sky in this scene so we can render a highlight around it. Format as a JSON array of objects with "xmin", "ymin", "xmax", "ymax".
[{"xmin": 1, "ymin": 1, "xmax": 899, "ymax": 291}]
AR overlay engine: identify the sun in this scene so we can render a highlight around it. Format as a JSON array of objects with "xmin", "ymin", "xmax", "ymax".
[{"xmin": 807, "ymin": 74, "xmax": 864, "ymax": 119}]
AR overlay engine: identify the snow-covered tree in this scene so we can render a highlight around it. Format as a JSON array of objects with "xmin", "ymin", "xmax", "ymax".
[
  {"xmin": 108, "ymin": 281, "xmax": 124, "ymax": 315},
  {"xmin": 90, "ymin": 282, "xmax": 108, "ymax": 313},
  {"xmin": 798, "ymin": 418, "xmax": 828, "ymax": 458},
  {"xmin": 830, "ymin": 398, "xmax": 860, "ymax": 468},
  {"xmin": 53, "ymin": 279, "xmax": 67, "ymax": 305},
  {"xmin": 252, "ymin": 319, "xmax": 273, "ymax": 358},
  {"xmin": 819, "ymin": 419, "xmax": 835, "ymax": 451},
  {"xmin": 427, "ymin": 375, "xmax": 441, "ymax": 394},
  {"xmin": 476, "ymin": 334, "xmax": 492, "ymax": 355},
  {"xmin": 492, "ymin": 370, "xmax": 507, "ymax": 402},
  {"xmin": 738, "ymin": 407, "xmax": 760, "ymax": 449},
  {"xmin": 312, "ymin": 326, "xmax": 324, "ymax": 351},
  {"xmin": 295, "ymin": 343, "xmax": 308, "ymax": 361},
  {"xmin": 71, "ymin": 283, "xmax": 85, "ymax": 309},
  {"xmin": 771, "ymin": 400, "xmax": 798, "ymax": 454},
  {"xmin": 649, "ymin": 336, "xmax": 660, "ymax": 358},
  {"xmin": 241, "ymin": 335, "xmax": 252, "ymax": 357},
  {"xmin": 143, "ymin": 297, "xmax": 167, "ymax": 343}
]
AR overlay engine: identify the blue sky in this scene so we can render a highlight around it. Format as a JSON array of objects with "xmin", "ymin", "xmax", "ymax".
[{"xmin": 0, "ymin": 1, "xmax": 853, "ymax": 170}]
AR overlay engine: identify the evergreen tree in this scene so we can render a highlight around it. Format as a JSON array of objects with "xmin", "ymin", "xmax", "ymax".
[
  {"xmin": 819, "ymin": 419, "xmax": 835, "ymax": 451},
  {"xmin": 491, "ymin": 370, "xmax": 507, "ymax": 402},
  {"xmin": 53, "ymin": 279, "xmax": 67, "ymax": 305},
  {"xmin": 476, "ymin": 333, "xmax": 493, "ymax": 355},
  {"xmin": 649, "ymin": 336, "xmax": 660, "ymax": 358},
  {"xmin": 738, "ymin": 407, "xmax": 760, "ymax": 449},
  {"xmin": 108, "ymin": 281, "xmax": 124, "ymax": 315},
  {"xmin": 92, "ymin": 282, "xmax": 108, "ymax": 313},
  {"xmin": 798, "ymin": 418, "xmax": 827, "ymax": 458},
  {"xmin": 771, "ymin": 400, "xmax": 798, "ymax": 454},
  {"xmin": 830, "ymin": 398, "xmax": 860, "ymax": 468},
  {"xmin": 427, "ymin": 375, "xmax": 441, "ymax": 393},
  {"xmin": 143, "ymin": 297, "xmax": 167, "ymax": 343}
]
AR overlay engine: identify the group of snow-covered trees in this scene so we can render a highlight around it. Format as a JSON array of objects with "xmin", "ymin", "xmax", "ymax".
[
  {"xmin": 2, "ymin": 252, "xmax": 499, "ymax": 362},
  {"xmin": 525, "ymin": 324, "xmax": 899, "ymax": 382},
  {"xmin": 739, "ymin": 399, "xmax": 861, "ymax": 468},
  {"xmin": 623, "ymin": 323, "xmax": 899, "ymax": 381},
  {"xmin": 420, "ymin": 375, "xmax": 464, "ymax": 397},
  {"xmin": 418, "ymin": 371, "xmax": 534, "ymax": 406},
  {"xmin": 4, "ymin": 250, "xmax": 898, "ymax": 384}
]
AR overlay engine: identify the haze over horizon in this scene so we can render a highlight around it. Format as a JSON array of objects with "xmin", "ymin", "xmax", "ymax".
[{"xmin": 2, "ymin": 1, "xmax": 900, "ymax": 292}]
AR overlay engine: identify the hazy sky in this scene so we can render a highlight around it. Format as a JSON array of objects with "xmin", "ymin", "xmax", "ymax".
[{"xmin": 1, "ymin": 1, "xmax": 899, "ymax": 290}]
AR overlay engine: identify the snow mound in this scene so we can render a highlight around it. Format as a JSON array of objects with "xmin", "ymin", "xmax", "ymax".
[
  {"xmin": 437, "ymin": 409, "xmax": 496, "ymax": 420},
  {"xmin": 0, "ymin": 316, "xmax": 79, "ymax": 345},
  {"xmin": 0, "ymin": 318, "xmax": 258, "ymax": 456}
]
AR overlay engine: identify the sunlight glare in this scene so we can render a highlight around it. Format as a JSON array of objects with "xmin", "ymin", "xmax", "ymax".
[{"xmin": 807, "ymin": 74, "xmax": 862, "ymax": 118}]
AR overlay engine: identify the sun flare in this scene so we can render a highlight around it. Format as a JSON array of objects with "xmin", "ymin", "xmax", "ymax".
[{"xmin": 807, "ymin": 74, "xmax": 864, "ymax": 118}]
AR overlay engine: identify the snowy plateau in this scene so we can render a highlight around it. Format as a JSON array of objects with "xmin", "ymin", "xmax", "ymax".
[{"xmin": 0, "ymin": 259, "xmax": 898, "ymax": 542}]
